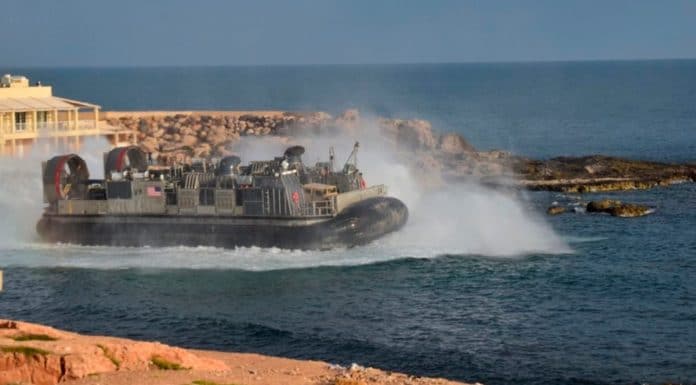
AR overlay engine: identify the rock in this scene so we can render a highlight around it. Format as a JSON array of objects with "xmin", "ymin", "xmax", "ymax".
[
  {"xmin": 0, "ymin": 319, "xmax": 228, "ymax": 385},
  {"xmin": 336, "ymin": 109, "xmax": 361, "ymax": 129},
  {"xmin": 139, "ymin": 137, "xmax": 160, "ymax": 153},
  {"xmin": 607, "ymin": 203, "xmax": 652, "ymax": 217},
  {"xmin": 547, "ymin": 206, "xmax": 567, "ymax": 215},
  {"xmin": 585, "ymin": 199, "xmax": 652, "ymax": 217},
  {"xmin": 102, "ymin": 111, "xmax": 695, "ymax": 195},
  {"xmin": 474, "ymin": 161, "xmax": 505, "ymax": 177},
  {"xmin": 193, "ymin": 143, "xmax": 212, "ymax": 158},
  {"xmin": 439, "ymin": 132, "xmax": 475, "ymax": 154},
  {"xmin": 586, "ymin": 199, "xmax": 622, "ymax": 213},
  {"xmin": 181, "ymin": 134, "xmax": 198, "ymax": 147},
  {"xmin": 340, "ymin": 109, "xmax": 360, "ymax": 121},
  {"xmin": 517, "ymin": 155, "xmax": 696, "ymax": 193},
  {"xmin": 215, "ymin": 145, "xmax": 234, "ymax": 157},
  {"xmin": 138, "ymin": 120, "xmax": 149, "ymax": 133},
  {"xmin": 379, "ymin": 118, "xmax": 437, "ymax": 150}
]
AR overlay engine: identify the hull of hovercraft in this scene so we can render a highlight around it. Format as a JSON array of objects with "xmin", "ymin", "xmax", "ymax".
[{"xmin": 36, "ymin": 197, "xmax": 408, "ymax": 250}]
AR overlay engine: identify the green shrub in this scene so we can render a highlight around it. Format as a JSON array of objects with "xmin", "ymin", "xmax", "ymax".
[
  {"xmin": 96, "ymin": 344, "xmax": 121, "ymax": 368},
  {"xmin": 192, "ymin": 380, "xmax": 240, "ymax": 385},
  {"xmin": 1, "ymin": 345, "xmax": 50, "ymax": 356},
  {"xmin": 150, "ymin": 355, "xmax": 186, "ymax": 370},
  {"xmin": 10, "ymin": 333, "xmax": 57, "ymax": 342}
]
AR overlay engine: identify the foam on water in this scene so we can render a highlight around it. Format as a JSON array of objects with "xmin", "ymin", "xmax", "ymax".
[
  {"xmin": 0, "ymin": 126, "xmax": 570, "ymax": 270},
  {"xmin": 0, "ymin": 238, "xmax": 400, "ymax": 270},
  {"xmin": 0, "ymin": 178, "xmax": 571, "ymax": 270},
  {"xmin": 562, "ymin": 235, "xmax": 608, "ymax": 244}
]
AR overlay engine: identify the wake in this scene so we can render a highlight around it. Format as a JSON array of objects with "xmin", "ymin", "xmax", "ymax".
[{"xmin": 0, "ymin": 132, "xmax": 571, "ymax": 271}]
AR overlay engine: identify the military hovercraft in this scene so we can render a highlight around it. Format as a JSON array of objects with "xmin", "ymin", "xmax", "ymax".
[{"xmin": 36, "ymin": 143, "xmax": 408, "ymax": 249}]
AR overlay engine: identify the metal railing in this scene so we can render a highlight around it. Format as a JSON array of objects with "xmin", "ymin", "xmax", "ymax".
[
  {"xmin": 2, "ymin": 120, "xmax": 100, "ymax": 135},
  {"xmin": 78, "ymin": 120, "xmax": 98, "ymax": 130},
  {"xmin": 36, "ymin": 122, "xmax": 70, "ymax": 131},
  {"xmin": 302, "ymin": 198, "xmax": 337, "ymax": 217}
]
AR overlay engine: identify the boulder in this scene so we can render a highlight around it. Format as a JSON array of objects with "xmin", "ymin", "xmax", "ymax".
[
  {"xmin": 207, "ymin": 133, "xmax": 227, "ymax": 146},
  {"xmin": 547, "ymin": 206, "xmax": 567, "ymax": 215},
  {"xmin": 379, "ymin": 118, "xmax": 437, "ymax": 150},
  {"xmin": 336, "ymin": 109, "xmax": 361, "ymax": 129},
  {"xmin": 607, "ymin": 203, "xmax": 652, "ymax": 217},
  {"xmin": 193, "ymin": 143, "xmax": 212, "ymax": 158},
  {"xmin": 586, "ymin": 199, "xmax": 653, "ymax": 217},
  {"xmin": 586, "ymin": 199, "xmax": 622, "ymax": 213},
  {"xmin": 0, "ymin": 319, "xmax": 228, "ymax": 385},
  {"xmin": 139, "ymin": 137, "xmax": 160, "ymax": 154},
  {"xmin": 181, "ymin": 134, "xmax": 198, "ymax": 147},
  {"xmin": 439, "ymin": 132, "xmax": 475, "ymax": 154}
]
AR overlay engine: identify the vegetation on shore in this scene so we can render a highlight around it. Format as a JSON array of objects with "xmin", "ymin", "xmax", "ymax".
[
  {"xmin": 1, "ymin": 345, "xmax": 50, "ymax": 356},
  {"xmin": 97, "ymin": 343, "xmax": 121, "ymax": 369},
  {"xmin": 9, "ymin": 333, "xmax": 57, "ymax": 342},
  {"xmin": 191, "ymin": 380, "xmax": 241, "ymax": 385},
  {"xmin": 150, "ymin": 355, "xmax": 187, "ymax": 370}
]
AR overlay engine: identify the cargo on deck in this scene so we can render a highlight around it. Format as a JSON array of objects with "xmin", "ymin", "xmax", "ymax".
[{"xmin": 36, "ymin": 142, "xmax": 408, "ymax": 249}]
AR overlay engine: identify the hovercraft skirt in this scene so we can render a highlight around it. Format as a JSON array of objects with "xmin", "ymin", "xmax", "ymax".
[{"xmin": 36, "ymin": 197, "xmax": 408, "ymax": 250}]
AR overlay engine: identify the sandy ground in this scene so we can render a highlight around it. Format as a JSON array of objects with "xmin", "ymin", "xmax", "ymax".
[
  {"xmin": 0, "ymin": 319, "xmax": 475, "ymax": 385},
  {"xmin": 65, "ymin": 350, "xmax": 471, "ymax": 385}
]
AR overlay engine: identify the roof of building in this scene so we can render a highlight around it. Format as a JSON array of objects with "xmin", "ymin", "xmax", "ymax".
[{"xmin": 0, "ymin": 96, "xmax": 100, "ymax": 112}]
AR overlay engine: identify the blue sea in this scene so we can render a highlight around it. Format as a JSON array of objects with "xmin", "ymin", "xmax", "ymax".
[{"xmin": 1, "ymin": 61, "xmax": 695, "ymax": 385}]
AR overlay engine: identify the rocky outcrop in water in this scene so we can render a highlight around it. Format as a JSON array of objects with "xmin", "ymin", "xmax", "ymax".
[
  {"xmin": 587, "ymin": 199, "xmax": 653, "ymax": 217},
  {"xmin": 104, "ymin": 110, "xmax": 696, "ymax": 193},
  {"xmin": 547, "ymin": 199, "xmax": 653, "ymax": 218},
  {"xmin": 514, "ymin": 155, "xmax": 696, "ymax": 193},
  {"xmin": 546, "ymin": 206, "xmax": 567, "ymax": 215}
]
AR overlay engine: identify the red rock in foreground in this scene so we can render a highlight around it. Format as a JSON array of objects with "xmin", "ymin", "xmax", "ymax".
[{"xmin": 0, "ymin": 319, "xmax": 475, "ymax": 385}]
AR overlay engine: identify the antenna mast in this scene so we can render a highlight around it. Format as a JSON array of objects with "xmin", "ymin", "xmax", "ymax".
[
  {"xmin": 329, "ymin": 146, "xmax": 335, "ymax": 172},
  {"xmin": 343, "ymin": 142, "xmax": 359, "ymax": 173}
]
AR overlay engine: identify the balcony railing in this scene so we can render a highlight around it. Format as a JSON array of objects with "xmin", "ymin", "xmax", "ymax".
[
  {"xmin": 2, "ymin": 120, "xmax": 100, "ymax": 136},
  {"xmin": 37, "ymin": 121, "xmax": 70, "ymax": 130}
]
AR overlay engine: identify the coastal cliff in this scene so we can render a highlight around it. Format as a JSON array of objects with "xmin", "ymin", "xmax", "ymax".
[
  {"xmin": 104, "ymin": 110, "xmax": 696, "ymax": 193},
  {"xmin": 0, "ymin": 319, "xmax": 473, "ymax": 385}
]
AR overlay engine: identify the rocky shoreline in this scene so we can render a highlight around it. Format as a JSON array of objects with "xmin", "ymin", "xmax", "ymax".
[
  {"xmin": 103, "ymin": 110, "xmax": 696, "ymax": 193},
  {"xmin": 0, "ymin": 319, "xmax": 473, "ymax": 385}
]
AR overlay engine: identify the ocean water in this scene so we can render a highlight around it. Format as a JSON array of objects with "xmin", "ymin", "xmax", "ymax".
[{"xmin": 1, "ymin": 61, "xmax": 695, "ymax": 385}]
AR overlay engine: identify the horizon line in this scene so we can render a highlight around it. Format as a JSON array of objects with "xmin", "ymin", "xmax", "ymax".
[{"xmin": 2, "ymin": 57, "xmax": 696, "ymax": 70}]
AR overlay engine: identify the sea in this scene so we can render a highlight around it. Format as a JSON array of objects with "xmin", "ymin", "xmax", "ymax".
[{"xmin": 0, "ymin": 60, "xmax": 695, "ymax": 385}]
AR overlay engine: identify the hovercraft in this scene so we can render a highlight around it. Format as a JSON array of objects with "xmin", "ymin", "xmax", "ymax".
[{"xmin": 36, "ymin": 143, "xmax": 408, "ymax": 250}]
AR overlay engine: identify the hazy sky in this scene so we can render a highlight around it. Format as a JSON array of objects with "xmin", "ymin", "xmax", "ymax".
[{"xmin": 2, "ymin": 0, "xmax": 695, "ymax": 66}]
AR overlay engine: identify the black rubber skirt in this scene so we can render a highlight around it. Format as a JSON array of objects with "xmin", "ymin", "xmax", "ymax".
[{"xmin": 36, "ymin": 197, "xmax": 408, "ymax": 250}]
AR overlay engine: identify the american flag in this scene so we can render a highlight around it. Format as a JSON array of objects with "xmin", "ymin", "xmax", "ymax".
[{"xmin": 146, "ymin": 186, "xmax": 163, "ymax": 197}]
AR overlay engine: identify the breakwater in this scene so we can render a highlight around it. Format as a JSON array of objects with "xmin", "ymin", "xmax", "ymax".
[{"xmin": 104, "ymin": 109, "xmax": 696, "ymax": 193}]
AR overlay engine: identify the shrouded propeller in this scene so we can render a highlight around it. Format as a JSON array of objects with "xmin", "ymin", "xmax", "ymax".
[
  {"xmin": 104, "ymin": 146, "xmax": 148, "ymax": 178},
  {"xmin": 43, "ymin": 154, "xmax": 90, "ymax": 203}
]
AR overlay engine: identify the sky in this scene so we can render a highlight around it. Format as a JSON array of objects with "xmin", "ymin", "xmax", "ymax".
[{"xmin": 1, "ymin": 0, "xmax": 695, "ymax": 67}]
